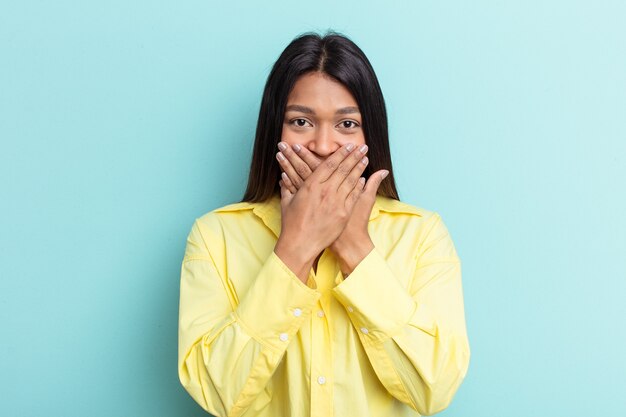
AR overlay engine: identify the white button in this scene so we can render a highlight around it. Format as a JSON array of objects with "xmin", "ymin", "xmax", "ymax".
[
  {"xmin": 293, "ymin": 308, "xmax": 302, "ymax": 317},
  {"xmin": 347, "ymin": 306, "xmax": 354, "ymax": 313},
  {"xmin": 317, "ymin": 376, "xmax": 326, "ymax": 385},
  {"xmin": 360, "ymin": 327, "xmax": 369, "ymax": 335},
  {"xmin": 279, "ymin": 333, "xmax": 288, "ymax": 342},
  {"xmin": 317, "ymin": 310, "xmax": 325, "ymax": 318}
]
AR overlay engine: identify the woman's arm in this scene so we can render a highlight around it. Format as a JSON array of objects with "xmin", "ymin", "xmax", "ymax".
[
  {"xmin": 178, "ymin": 216, "xmax": 320, "ymax": 417},
  {"xmin": 332, "ymin": 212, "xmax": 470, "ymax": 415}
]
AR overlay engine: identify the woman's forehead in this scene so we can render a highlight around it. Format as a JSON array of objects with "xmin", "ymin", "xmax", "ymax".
[{"xmin": 286, "ymin": 72, "xmax": 359, "ymax": 114}]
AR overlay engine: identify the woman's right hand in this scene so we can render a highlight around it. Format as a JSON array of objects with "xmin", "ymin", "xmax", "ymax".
[{"xmin": 273, "ymin": 142, "xmax": 369, "ymax": 282}]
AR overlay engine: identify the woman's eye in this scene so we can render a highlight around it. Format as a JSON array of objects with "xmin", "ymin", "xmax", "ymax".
[
  {"xmin": 339, "ymin": 120, "xmax": 359, "ymax": 129},
  {"xmin": 291, "ymin": 118, "xmax": 310, "ymax": 127}
]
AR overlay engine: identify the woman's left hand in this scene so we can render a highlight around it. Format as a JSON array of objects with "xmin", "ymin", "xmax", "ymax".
[{"xmin": 277, "ymin": 142, "xmax": 389, "ymax": 275}]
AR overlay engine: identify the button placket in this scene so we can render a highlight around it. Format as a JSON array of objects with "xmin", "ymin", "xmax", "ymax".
[{"xmin": 310, "ymin": 296, "xmax": 332, "ymax": 417}]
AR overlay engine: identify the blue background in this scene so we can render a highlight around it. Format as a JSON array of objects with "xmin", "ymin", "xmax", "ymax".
[{"xmin": 1, "ymin": 1, "xmax": 625, "ymax": 416}]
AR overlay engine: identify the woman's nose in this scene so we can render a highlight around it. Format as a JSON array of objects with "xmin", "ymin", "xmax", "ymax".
[{"xmin": 307, "ymin": 126, "xmax": 340, "ymax": 158}]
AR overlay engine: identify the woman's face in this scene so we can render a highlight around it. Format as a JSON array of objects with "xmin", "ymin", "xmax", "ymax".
[{"xmin": 282, "ymin": 72, "xmax": 365, "ymax": 162}]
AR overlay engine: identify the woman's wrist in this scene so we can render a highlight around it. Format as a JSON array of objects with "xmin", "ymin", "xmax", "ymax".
[
  {"xmin": 274, "ymin": 235, "xmax": 318, "ymax": 283},
  {"xmin": 333, "ymin": 235, "xmax": 374, "ymax": 276}
]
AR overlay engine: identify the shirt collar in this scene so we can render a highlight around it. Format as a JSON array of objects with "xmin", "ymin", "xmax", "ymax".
[{"xmin": 214, "ymin": 193, "xmax": 423, "ymax": 238}]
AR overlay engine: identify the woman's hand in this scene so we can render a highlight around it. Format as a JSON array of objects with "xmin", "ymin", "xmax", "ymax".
[
  {"xmin": 277, "ymin": 142, "xmax": 390, "ymax": 277},
  {"xmin": 274, "ymin": 142, "xmax": 370, "ymax": 283}
]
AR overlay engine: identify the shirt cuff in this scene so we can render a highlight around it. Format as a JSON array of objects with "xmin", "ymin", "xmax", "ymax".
[
  {"xmin": 235, "ymin": 250, "xmax": 321, "ymax": 351},
  {"xmin": 332, "ymin": 247, "xmax": 436, "ymax": 342}
]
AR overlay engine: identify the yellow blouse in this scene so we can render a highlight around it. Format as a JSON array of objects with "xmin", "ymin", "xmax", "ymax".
[{"xmin": 178, "ymin": 193, "xmax": 470, "ymax": 417}]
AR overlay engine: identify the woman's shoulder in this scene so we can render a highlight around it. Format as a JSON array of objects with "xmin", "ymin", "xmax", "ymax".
[
  {"xmin": 374, "ymin": 195, "xmax": 436, "ymax": 219},
  {"xmin": 192, "ymin": 197, "xmax": 278, "ymax": 231},
  {"xmin": 372, "ymin": 197, "xmax": 446, "ymax": 243},
  {"xmin": 196, "ymin": 198, "xmax": 265, "ymax": 218}
]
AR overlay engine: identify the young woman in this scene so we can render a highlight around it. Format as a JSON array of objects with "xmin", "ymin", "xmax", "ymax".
[{"xmin": 178, "ymin": 32, "xmax": 470, "ymax": 417}]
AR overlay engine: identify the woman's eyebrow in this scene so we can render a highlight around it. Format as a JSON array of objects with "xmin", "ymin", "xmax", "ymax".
[
  {"xmin": 285, "ymin": 105, "xmax": 360, "ymax": 115},
  {"xmin": 335, "ymin": 106, "xmax": 360, "ymax": 115},
  {"xmin": 285, "ymin": 105, "xmax": 315, "ymax": 114}
]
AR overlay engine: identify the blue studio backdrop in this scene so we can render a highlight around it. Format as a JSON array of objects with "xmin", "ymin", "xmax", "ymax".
[{"xmin": 1, "ymin": 1, "xmax": 625, "ymax": 416}]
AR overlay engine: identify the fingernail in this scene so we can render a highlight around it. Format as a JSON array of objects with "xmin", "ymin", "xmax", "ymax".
[
  {"xmin": 293, "ymin": 143, "xmax": 301, "ymax": 152},
  {"xmin": 361, "ymin": 156, "xmax": 368, "ymax": 165},
  {"xmin": 359, "ymin": 144, "xmax": 368, "ymax": 154},
  {"xmin": 281, "ymin": 172, "xmax": 289, "ymax": 181},
  {"xmin": 346, "ymin": 143, "xmax": 355, "ymax": 152},
  {"xmin": 381, "ymin": 170, "xmax": 389, "ymax": 179},
  {"xmin": 277, "ymin": 152, "xmax": 285, "ymax": 161},
  {"xmin": 277, "ymin": 142, "xmax": 287, "ymax": 151}
]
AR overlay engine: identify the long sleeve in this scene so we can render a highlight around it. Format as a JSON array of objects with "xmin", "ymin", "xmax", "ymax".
[
  {"xmin": 178, "ymin": 217, "xmax": 321, "ymax": 417},
  {"xmin": 332, "ymin": 212, "xmax": 470, "ymax": 415}
]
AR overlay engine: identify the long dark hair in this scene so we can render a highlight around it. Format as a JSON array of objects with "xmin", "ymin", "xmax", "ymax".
[{"xmin": 241, "ymin": 31, "xmax": 399, "ymax": 202}]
